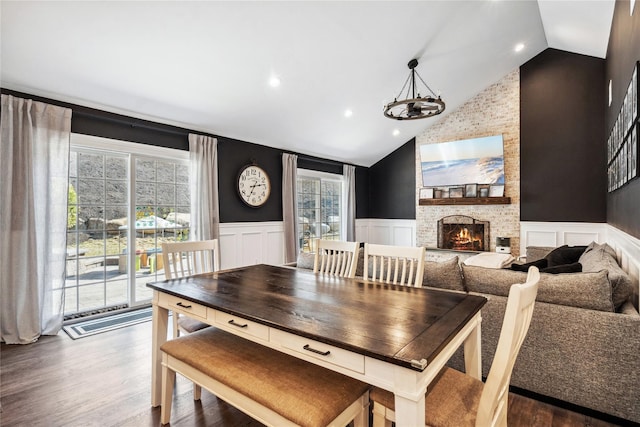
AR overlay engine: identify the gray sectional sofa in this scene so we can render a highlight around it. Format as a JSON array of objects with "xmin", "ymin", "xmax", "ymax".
[{"xmin": 290, "ymin": 242, "xmax": 640, "ymax": 424}]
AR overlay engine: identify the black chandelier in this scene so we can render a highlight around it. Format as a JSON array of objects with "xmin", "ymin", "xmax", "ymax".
[{"xmin": 383, "ymin": 58, "xmax": 445, "ymax": 120}]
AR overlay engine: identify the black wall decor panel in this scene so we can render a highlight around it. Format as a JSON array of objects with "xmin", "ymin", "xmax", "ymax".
[
  {"xmin": 368, "ymin": 139, "xmax": 416, "ymax": 219},
  {"xmin": 1, "ymin": 89, "xmax": 191, "ymax": 150},
  {"xmin": 605, "ymin": 1, "xmax": 640, "ymax": 239},
  {"xmin": 217, "ymin": 137, "xmax": 283, "ymax": 223},
  {"xmin": 520, "ymin": 49, "xmax": 606, "ymax": 223},
  {"xmin": 355, "ymin": 166, "xmax": 370, "ymax": 219}
]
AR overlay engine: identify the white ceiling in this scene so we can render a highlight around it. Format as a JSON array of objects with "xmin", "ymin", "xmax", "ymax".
[{"xmin": 0, "ymin": 1, "xmax": 614, "ymax": 167}]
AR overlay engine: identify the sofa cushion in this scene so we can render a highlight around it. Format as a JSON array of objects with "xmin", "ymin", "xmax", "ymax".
[
  {"xmin": 296, "ymin": 252, "xmax": 316, "ymax": 270},
  {"xmin": 462, "ymin": 265, "xmax": 614, "ymax": 312},
  {"xmin": 422, "ymin": 256, "xmax": 465, "ymax": 291},
  {"xmin": 579, "ymin": 242, "xmax": 633, "ymax": 309}
]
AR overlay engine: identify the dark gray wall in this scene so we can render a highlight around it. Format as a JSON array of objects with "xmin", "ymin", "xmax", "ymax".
[
  {"xmin": 520, "ymin": 48, "xmax": 606, "ymax": 222},
  {"xmin": 367, "ymin": 139, "xmax": 416, "ymax": 219},
  {"xmin": 605, "ymin": 0, "xmax": 640, "ymax": 239}
]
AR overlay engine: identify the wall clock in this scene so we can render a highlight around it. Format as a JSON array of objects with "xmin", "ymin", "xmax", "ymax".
[{"xmin": 237, "ymin": 164, "xmax": 271, "ymax": 207}]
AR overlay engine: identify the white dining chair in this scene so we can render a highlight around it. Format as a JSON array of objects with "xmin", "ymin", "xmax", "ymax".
[
  {"xmin": 370, "ymin": 266, "xmax": 541, "ymax": 427},
  {"xmin": 161, "ymin": 239, "xmax": 220, "ymax": 338},
  {"xmin": 363, "ymin": 243, "xmax": 426, "ymax": 286},
  {"xmin": 313, "ymin": 239, "xmax": 360, "ymax": 278}
]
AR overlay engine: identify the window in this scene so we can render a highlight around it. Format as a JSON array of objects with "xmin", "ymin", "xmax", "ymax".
[
  {"xmin": 64, "ymin": 134, "xmax": 189, "ymax": 315},
  {"xmin": 297, "ymin": 170, "xmax": 343, "ymax": 252}
]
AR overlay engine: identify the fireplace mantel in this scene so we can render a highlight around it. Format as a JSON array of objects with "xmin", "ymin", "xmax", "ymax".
[{"xmin": 419, "ymin": 197, "xmax": 511, "ymax": 206}]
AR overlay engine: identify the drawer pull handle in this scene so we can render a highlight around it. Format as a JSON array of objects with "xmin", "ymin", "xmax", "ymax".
[
  {"xmin": 228, "ymin": 319, "xmax": 248, "ymax": 328},
  {"xmin": 303, "ymin": 344, "xmax": 331, "ymax": 356},
  {"xmin": 176, "ymin": 302, "xmax": 192, "ymax": 309}
]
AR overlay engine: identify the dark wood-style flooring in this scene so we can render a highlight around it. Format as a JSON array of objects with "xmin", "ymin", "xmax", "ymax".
[{"xmin": 0, "ymin": 320, "xmax": 627, "ymax": 427}]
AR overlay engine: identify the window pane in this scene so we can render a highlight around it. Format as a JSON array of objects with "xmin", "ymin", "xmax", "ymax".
[
  {"xmin": 78, "ymin": 153, "xmax": 104, "ymax": 178},
  {"xmin": 77, "ymin": 179, "xmax": 104, "ymax": 205},
  {"xmin": 157, "ymin": 161, "xmax": 175, "ymax": 183},
  {"xmin": 136, "ymin": 182, "xmax": 156, "ymax": 205},
  {"xmin": 105, "ymin": 156, "xmax": 127, "ymax": 179},
  {"xmin": 136, "ymin": 159, "xmax": 156, "ymax": 181}
]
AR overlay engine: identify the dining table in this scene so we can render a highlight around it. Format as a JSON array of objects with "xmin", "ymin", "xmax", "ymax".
[{"xmin": 147, "ymin": 263, "xmax": 487, "ymax": 427}]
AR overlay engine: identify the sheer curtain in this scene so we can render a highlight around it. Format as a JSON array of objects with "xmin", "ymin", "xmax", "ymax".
[
  {"xmin": 1, "ymin": 95, "xmax": 72, "ymax": 344},
  {"xmin": 189, "ymin": 134, "xmax": 219, "ymax": 241},
  {"xmin": 343, "ymin": 164, "xmax": 356, "ymax": 241},
  {"xmin": 282, "ymin": 153, "xmax": 298, "ymax": 263}
]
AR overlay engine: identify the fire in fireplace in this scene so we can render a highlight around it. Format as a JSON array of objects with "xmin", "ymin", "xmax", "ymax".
[{"xmin": 437, "ymin": 215, "xmax": 489, "ymax": 252}]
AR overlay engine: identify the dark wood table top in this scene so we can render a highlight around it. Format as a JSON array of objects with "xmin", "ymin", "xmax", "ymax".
[{"xmin": 148, "ymin": 264, "xmax": 486, "ymax": 371}]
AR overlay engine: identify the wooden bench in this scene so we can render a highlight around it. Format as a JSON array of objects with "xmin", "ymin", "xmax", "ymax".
[{"xmin": 160, "ymin": 327, "xmax": 370, "ymax": 427}]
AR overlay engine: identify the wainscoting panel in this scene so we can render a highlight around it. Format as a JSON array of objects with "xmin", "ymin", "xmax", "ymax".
[
  {"xmin": 523, "ymin": 230, "xmax": 558, "ymax": 248},
  {"xmin": 219, "ymin": 222, "xmax": 285, "ymax": 269},
  {"xmin": 563, "ymin": 231, "xmax": 602, "ymax": 246},
  {"xmin": 519, "ymin": 222, "xmax": 607, "ymax": 254},
  {"xmin": 355, "ymin": 219, "xmax": 416, "ymax": 247}
]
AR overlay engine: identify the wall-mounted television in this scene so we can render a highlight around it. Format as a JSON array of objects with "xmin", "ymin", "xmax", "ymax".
[{"xmin": 419, "ymin": 135, "xmax": 505, "ymax": 187}]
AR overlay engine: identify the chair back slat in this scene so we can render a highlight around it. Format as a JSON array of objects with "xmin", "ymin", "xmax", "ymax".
[
  {"xmin": 313, "ymin": 239, "xmax": 360, "ymax": 278},
  {"xmin": 476, "ymin": 266, "xmax": 540, "ymax": 427},
  {"xmin": 162, "ymin": 240, "xmax": 220, "ymax": 280},
  {"xmin": 363, "ymin": 243, "xmax": 425, "ymax": 287}
]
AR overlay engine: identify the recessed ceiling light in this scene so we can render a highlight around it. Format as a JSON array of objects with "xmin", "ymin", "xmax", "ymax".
[
  {"xmin": 344, "ymin": 109, "xmax": 353, "ymax": 118},
  {"xmin": 392, "ymin": 129, "xmax": 400, "ymax": 137},
  {"xmin": 269, "ymin": 76, "xmax": 281, "ymax": 88},
  {"xmin": 514, "ymin": 43, "xmax": 525, "ymax": 53}
]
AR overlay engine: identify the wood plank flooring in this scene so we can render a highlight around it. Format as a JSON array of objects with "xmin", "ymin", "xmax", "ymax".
[{"xmin": 0, "ymin": 320, "xmax": 629, "ymax": 427}]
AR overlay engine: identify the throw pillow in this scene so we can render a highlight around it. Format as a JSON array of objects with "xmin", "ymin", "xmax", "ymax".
[
  {"xmin": 422, "ymin": 256, "xmax": 464, "ymax": 291},
  {"xmin": 462, "ymin": 265, "xmax": 614, "ymax": 312},
  {"xmin": 579, "ymin": 243, "xmax": 633, "ymax": 308},
  {"xmin": 296, "ymin": 251, "xmax": 316, "ymax": 270},
  {"xmin": 525, "ymin": 246, "xmax": 555, "ymax": 262},
  {"xmin": 544, "ymin": 245, "xmax": 587, "ymax": 267}
]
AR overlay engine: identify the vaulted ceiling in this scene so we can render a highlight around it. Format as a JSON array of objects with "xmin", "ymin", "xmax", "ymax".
[{"xmin": 0, "ymin": 1, "xmax": 614, "ymax": 166}]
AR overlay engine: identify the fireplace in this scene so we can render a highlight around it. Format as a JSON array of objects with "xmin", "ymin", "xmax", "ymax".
[{"xmin": 437, "ymin": 215, "xmax": 489, "ymax": 252}]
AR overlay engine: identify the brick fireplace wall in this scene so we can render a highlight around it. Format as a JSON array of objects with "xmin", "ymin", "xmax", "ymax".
[{"xmin": 416, "ymin": 69, "xmax": 521, "ymax": 257}]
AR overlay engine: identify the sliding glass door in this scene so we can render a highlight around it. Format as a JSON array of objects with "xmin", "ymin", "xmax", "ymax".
[
  {"xmin": 296, "ymin": 170, "xmax": 343, "ymax": 253},
  {"xmin": 64, "ymin": 135, "xmax": 189, "ymax": 316}
]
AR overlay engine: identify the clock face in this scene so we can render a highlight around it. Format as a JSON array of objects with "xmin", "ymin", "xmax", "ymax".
[{"xmin": 237, "ymin": 165, "xmax": 271, "ymax": 207}]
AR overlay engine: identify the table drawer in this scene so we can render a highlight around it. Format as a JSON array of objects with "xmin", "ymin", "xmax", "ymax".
[
  {"xmin": 214, "ymin": 310, "xmax": 270, "ymax": 341},
  {"xmin": 271, "ymin": 329, "xmax": 364, "ymax": 374},
  {"xmin": 159, "ymin": 293, "xmax": 207, "ymax": 320}
]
